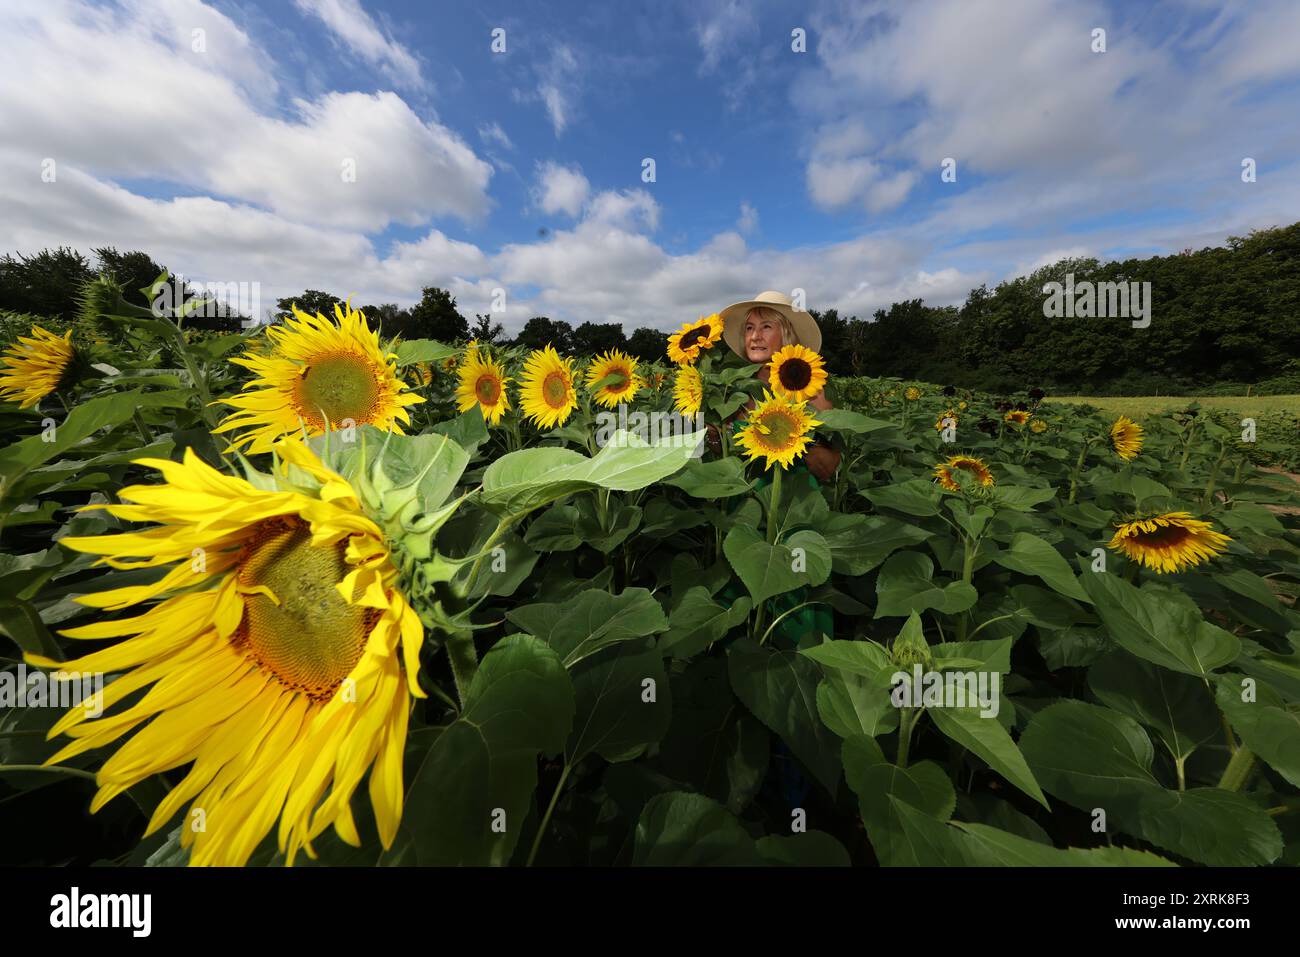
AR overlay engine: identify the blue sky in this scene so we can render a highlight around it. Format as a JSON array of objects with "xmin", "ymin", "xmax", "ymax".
[{"xmin": 2, "ymin": 0, "xmax": 1298, "ymax": 332}]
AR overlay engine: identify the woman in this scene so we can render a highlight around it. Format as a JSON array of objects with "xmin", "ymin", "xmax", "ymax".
[
  {"xmin": 714, "ymin": 290, "xmax": 838, "ymax": 815},
  {"xmin": 710, "ymin": 290, "xmax": 841, "ymax": 480},
  {"xmin": 707, "ymin": 291, "xmax": 839, "ymax": 650}
]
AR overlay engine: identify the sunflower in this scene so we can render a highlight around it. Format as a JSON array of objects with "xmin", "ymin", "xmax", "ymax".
[
  {"xmin": 585, "ymin": 349, "xmax": 643, "ymax": 409},
  {"xmin": 1108, "ymin": 511, "xmax": 1232, "ymax": 573},
  {"xmin": 1109, "ymin": 415, "xmax": 1144, "ymax": 461},
  {"xmin": 666, "ymin": 314, "xmax": 723, "ymax": 365},
  {"xmin": 409, "ymin": 362, "xmax": 434, "ymax": 387},
  {"xmin": 958, "ymin": 401, "xmax": 968, "ymax": 411},
  {"xmin": 935, "ymin": 409, "xmax": 959, "ymax": 431},
  {"xmin": 519, "ymin": 344, "xmax": 578, "ymax": 428},
  {"xmin": 933, "ymin": 455, "xmax": 995, "ymax": 492},
  {"xmin": 0, "ymin": 325, "xmax": 76, "ymax": 409},
  {"xmin": 734, "ymin": 390, "xmax": 821, "ymax": 470},
  {"xmin": 215, "ymin": 303, "xmax": 422, "ymax": 454},
  {"xmin": 904, "ymin": 387, "xmax": 922, "ymax": 401},
  {"xmin": 1004, "ymin": 409, "xmax": 1031, "ymax": 427},
  {"xmin": 455, "ymin": 348, "xmax": 512, "ymax": 425},
  {"xmin": 672, "ymin": 365, "xmax": 703, "ymax": 416},
  {"xmin": 768, "ymin": 344, "xmax": 827, "ymax": 403},
  {"xmin": 25, "ymin": 439, "xmax": 424, "ymax": 866},
  {"xmin": 1030, "ymin": 418, "xmax": 1048, "ymax": 434}
]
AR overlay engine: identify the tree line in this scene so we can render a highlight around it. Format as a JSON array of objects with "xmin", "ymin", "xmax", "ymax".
[{"xmin": 3, "ymin": 222, "xmax": 1297, "ymax": 392}]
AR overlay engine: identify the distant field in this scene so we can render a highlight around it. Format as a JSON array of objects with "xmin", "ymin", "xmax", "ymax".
[{"xmin": 1050, "ymin": 394, "xmax": 1300, "ymax": 418}]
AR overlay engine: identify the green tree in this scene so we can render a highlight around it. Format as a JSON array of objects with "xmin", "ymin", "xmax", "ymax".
[
  {"xmin": 570, "ymin": 321, "xmax": 626, "ymax": 356},
  {"xmin": 0, "ymin": 247, "xmax": 94, "ymax": 320},
  {"xmin": 275, "ymin": 289, "xmax": 343, "ymax": 324},
  {"xmin": 471, "ymin": 313, "xmax": 505, "ymax": 344},
  {"xmin": 625, "ymin": 326, "xmax": 668, "ymax": 362},
  {"xmin": 513, "ymin": 316, "xmax": 574, "ymax": 353},
  {"xmin": 401, "ymin": 286, "xmax": 468, "ymax": 342}
]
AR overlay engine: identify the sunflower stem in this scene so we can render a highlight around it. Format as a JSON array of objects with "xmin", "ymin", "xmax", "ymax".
[
  {"xmin": 445, "ymin": 633, "xmax": 479, "ymax": 708},
  {"xmin": 897, "ymin": 708, "xmax": 920, "ymax": 768},
  {"xmin": 1202, "ymin": 439, "xmax": 1228, "ymax": 508},
  {"xmin": 956, "ymin": 534, "xmax": 978, "ymax": 642},
  {"xmin": 1217, "ymin": 745, "xmax": 1256, "ymax": 792},
  {"xmin": 767, "ymin": 465, "xmax": 783, "ymax": 545},
  {"xmin": 526, "ymin": 761, "xmax": 571, "ymax": 866},
  {"xmin": 759, "ymin": 600, "xmax": 823, "ymax": 647},
  {"xmin": 460, "ymin": 518, "xmax": 514, "ymax": 598},
  {"xmin": 1067, "ymin": 441, "xmax": 1090, "ymax": 504},
  {"xmin": 172, "ymin": 332, "xmax": 219, "ymax": 432},
  {"xmin": 1178, "ymin": 419, "xmax": 1197, "ymax": 473},
  {"xmin": 131, "ymin": 408, "xmax": 153, "ymax": 444}
]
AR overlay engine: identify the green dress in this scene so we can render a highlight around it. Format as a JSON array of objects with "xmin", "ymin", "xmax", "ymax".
[{"xmin": 720, "ymin": 416, "xmax": 835, "ymax": 650}]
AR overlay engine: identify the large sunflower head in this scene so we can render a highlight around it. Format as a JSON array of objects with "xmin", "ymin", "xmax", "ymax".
[
  {"xmin": 1109, "ymin": 415, "xmax": 1144, "ymax": 460},
  {"xmin": 26, "ymin": 439, "xmax": 425, "ymax": 866},
  {"xmin": 904, "ymin": 387, "xmax": 921, "ymax": 402},
  {"xmin": 585, "ymin": 349, "xmax": 643, "ymax": 409},
  {"xmin": 1108, "ymin": 511, "xmax": 1232, "ymax": 573},
  {"xmin": 519, "ymin": 344, "xmax": 577, "ymax": 428},
  {"xmin": 734, "ymin": 390, "xmax": 821, "ymax": 470},
  {"xmin": 672, "ymin": 364, "xmax": 703, "ymax": 416},
  {"xmin": 768, "ymin": 344, "xmax": 827, "ymax": 403},
  {"xmin": 1004, "ymin": 409, "xmax": 1031, "ymax": 427},
  {"xmin": 214, "ymin": 302, "xmax": 423, "ymax": 454},
  {"xmin": 933, "ymin": 454, "xmax": 995, "ymax": 492},
  {"xmin": 0, "ymin": 325, "xmax": 77, "ymax": 409},
  {"xmin": 666, "ymin": 314, "xmax": 723, "ymax": 365},
  {"xmin": 455, "ymin": 347, "xmax": 512, "ymax": 425}
]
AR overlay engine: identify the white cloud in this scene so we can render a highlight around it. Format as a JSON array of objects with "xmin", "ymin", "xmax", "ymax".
[
  {"xmin": 6, "ymin": 0, "xmax": 1300, "ymax": 344},
  {"xmin": 795, "ymin": 0, "xmax": 1300, "ymax": 230},
  {"xmin": 478, "ymin": 121, "xmax": 515, "ymax": 151},
  {"xmin": 0, "ymin": 2, "xmax": 492, "ymax": 233},
  {"xmin": 532, "ymin": 162, "xmax": 590, "ymax": 217},
  {"xmin": 292, "ymin": 0, "xmax": 424, "ymax": 89},
  {"xmin": 528, "ymin": 44, "xmax": 582, "ymax": 136},
  {"xmin": 694, "ymin": 0, "xmax": 758, "ymax": 73},
  {"xmin": 584, "ymin": 189, "xmax": 660, "ymax": 232},
  {"xmin": 737, "ymin": 201, "xmax": 759, "ymax": 235},
  {"xmin": 866, "ymin": 171, "xmax": 919, "ymax": 214},
  {"xmin": 805, "ymin": 119, "xmax": 913, "ymax": 213},
  {"xmin": 807, "ymin": 157, "xmax": 880, "ymax": 210}
]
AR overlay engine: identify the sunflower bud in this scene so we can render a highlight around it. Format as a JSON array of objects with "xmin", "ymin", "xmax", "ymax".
[{"xmin": 890, "ymin": 614, "xmax": 934, "ymax": 671}]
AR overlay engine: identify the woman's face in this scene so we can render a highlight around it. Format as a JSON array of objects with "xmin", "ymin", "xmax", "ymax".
[{"xmin": 743, "ymin": 313, "xmax": 784, "ymax": 363}]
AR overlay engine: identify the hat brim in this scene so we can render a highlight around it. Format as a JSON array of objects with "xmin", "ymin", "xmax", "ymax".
[{"xmin": 719, "ymin": 299, "xmax": 822, "ymax": 358}]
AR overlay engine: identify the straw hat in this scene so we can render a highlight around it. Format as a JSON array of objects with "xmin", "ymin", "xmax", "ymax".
[{"xmin": 719, "ymin": 290, "xmax": 822, "ymax": 357}]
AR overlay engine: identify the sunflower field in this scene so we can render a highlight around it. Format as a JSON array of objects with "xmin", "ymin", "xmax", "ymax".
[{"xmin": 2, "ymin": 278, "xmax": 1299, "ymax": 868}]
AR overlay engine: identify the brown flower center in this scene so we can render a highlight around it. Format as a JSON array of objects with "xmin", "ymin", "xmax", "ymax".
[
  {"xmin": 543, "ymin": 370, "xmax": 570, "ymax": 408},
  {"xmin": 234, "ymin": 518, "xmax": 374, "ymax": 701},
  {"xmin": 294, "ymin": 352, "xmax": 380, "ymax": 428},
  {"xmin": 678, "ymin": 327, "xmax": 707, "ymax": 350},
  {"xmin": 777, "ymin": 357, "xmax": 812, "ymax": 391},
  {"xmin": 475, "ymin": 373, "xmax": 501, "ymax": 405},
  {"xmin": 1129, "ymin": 524, "xmax": 1191, "ymax": 548},
  {"xmin": 753, "ymin": 410, "xmax": 797, "ymax": 449}
]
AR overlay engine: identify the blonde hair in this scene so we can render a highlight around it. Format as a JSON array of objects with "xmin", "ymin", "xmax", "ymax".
[{"xmin": 745, "ymin": 306, "xmax": 799, "ymax": 347}]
